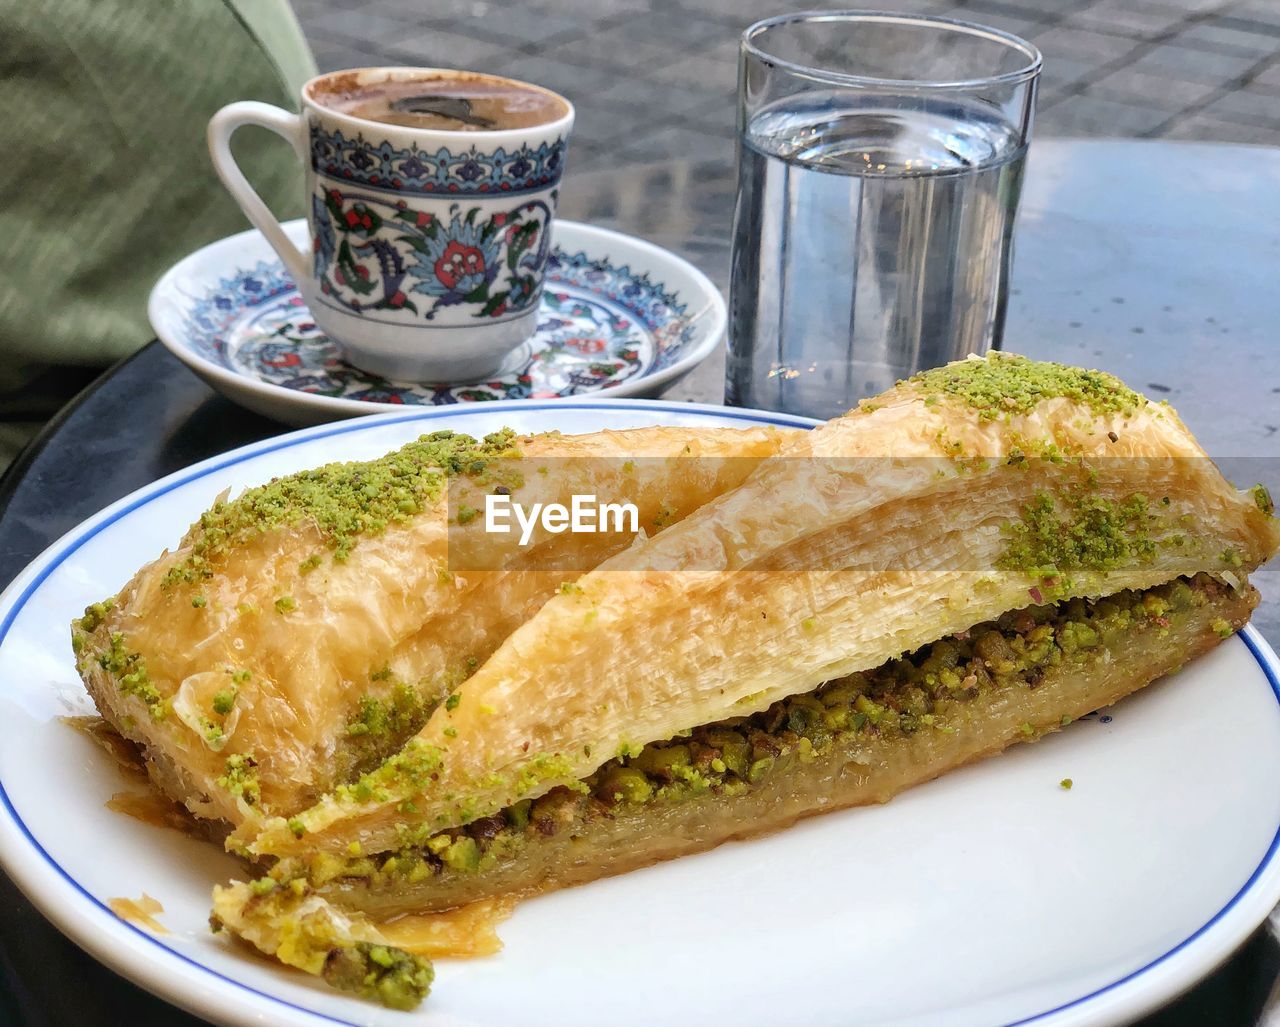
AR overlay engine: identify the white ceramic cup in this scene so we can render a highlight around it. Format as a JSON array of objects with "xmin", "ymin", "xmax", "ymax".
[{"xmin": 208, "ymin": 67, "xmax": 574, "ymax": 382}]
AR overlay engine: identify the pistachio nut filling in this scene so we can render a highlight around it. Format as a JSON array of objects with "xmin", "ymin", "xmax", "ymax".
[
  {"xmin": 211, "ymin": 880, "xmax": 433, "ymax": 1010},
  {"xmin": 256, "ymin": 574, "xmax": 1253, "ymax": 915}
]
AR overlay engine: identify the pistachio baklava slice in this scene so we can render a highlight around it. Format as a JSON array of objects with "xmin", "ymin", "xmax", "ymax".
[{"xmin": 250, "ymin": 354, "xmax": 1279, "ymax": 863}]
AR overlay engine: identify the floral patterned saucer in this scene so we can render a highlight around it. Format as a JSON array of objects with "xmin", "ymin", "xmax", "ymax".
[{"xmin": 150, "ymin": 219, "xmax": 724, "ymax": 426}]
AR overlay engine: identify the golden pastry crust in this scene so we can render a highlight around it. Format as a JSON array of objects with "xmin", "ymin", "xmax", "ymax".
[{"xmin": 74, "ymin": 425, "xmax": 788, "ymax": 830}]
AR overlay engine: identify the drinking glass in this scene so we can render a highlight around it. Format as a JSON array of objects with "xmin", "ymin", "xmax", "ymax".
[{"xmin": 726, "ymin": 11, "xmax": 1041, "ymax": 419}]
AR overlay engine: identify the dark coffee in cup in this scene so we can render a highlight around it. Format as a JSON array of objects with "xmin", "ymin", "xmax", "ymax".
[{"xmin": 312, "ymin": 71, "xmax": 569, "ymax": 131}]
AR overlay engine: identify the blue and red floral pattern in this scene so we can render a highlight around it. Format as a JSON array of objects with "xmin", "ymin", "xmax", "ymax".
[
  {"xmin": 310, "ymin": 125, "xmax": 566, "ymax": 196},
  {"xmin": 312, "ymin": 190, "xmax": 552, "ymax": 322},
  {"xmin": 544, "ymin": 249, "xmax": 695, "ymax": 372},
  {"xmin": 181, "ymin": 246, "xmax": 694, "ymax": 404}
]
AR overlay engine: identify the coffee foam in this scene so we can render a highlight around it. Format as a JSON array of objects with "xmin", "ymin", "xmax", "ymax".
[{"xmin": 310, "ymin": 70, "xmax": 569, "ymax": 132}]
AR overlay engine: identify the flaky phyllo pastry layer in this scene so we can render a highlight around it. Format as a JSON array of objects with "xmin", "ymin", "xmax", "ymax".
[
  {"xmin": 73, "ymin": 355, "xmax": 1279, "ymax": 1009},
  {"xmin": 74, "ymin": 424, "xmax": 787, "ymax": 831}
]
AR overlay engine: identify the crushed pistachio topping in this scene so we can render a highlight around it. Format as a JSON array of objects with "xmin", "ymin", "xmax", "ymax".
[
  {"xmin": 161, "ymin": 429, "xmax": 521, "ymax": 588},
  {"xmin": 218, "ymin": 753, "xmax": 261, "ymax": 806},
  {"xmin": 909, "ymin": 353, "xmax": 1144, "ymax": 421},
  {"xmin": 72, "ymin": 603, "xmax": 108, "ymax": 659},
  {"xmin": 512, "ymin": 752, "xmax": 583, "ymax": 799},
  {"xmin": 1005, "ymin": 430, "xmax": 1080, "ymax": 467},
  {"xmin": 291, "ymin": 575, "xmax": 1228, "ymax": 892},
  {"xmin": 337, "ymin": 738, "xmax": 445, "ymax": 804},
  {"xmin": 76, "ymin": 600, "xmax": 113, "ymax": 632},
  {"xmin": 344, "ymin": 679, "xmax": 430, "ymax": 769},
  {"xmin": 1251, "ymin": 484, "xmax": 1274, "ymax": 517},
  {"xmin": 999, "ymin": 490, "xmax": 1157, "ymax": 583},
  {"xmin": 94, "ymin": 628, "xmax": 165, "ymax": 720}
]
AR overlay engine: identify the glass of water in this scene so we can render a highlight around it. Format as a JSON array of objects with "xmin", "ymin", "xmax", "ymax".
[{"xmin": 726, "ymin": 12, "xmax": 1041, "ymax": 419}]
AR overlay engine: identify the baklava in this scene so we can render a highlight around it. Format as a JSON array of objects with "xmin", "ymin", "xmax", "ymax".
[{"xmin": 74, "ymin": 354, "xmax": 1279, "ymax": 1009}]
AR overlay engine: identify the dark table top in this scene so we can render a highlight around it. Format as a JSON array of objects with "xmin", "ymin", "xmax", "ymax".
[{"xmin": 1, "ymin": 139, "xmax": 1278, "ymax": 1025}]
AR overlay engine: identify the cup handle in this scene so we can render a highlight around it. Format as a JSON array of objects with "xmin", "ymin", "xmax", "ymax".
[{"xmin": 207, "ymin": 101, "xmax": 311, "ymax": 286}]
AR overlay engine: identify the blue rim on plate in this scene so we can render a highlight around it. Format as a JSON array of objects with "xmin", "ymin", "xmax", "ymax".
[
  {"xmin": 150, "ymin": 221, "xmax": 726, "ymax": 426},
  {"xmin": 0, "ymin": 400, "xmax": 1278, "ymax": 1027}
]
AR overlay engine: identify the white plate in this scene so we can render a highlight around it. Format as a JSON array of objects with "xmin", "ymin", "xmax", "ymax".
[
  {"xmin": 1, "ymin": 399, "xmax": 1278, "ymax": 1027},
  {"xmin": 149, "ymin": 222, "xmax": 725, "ymax": 426}
]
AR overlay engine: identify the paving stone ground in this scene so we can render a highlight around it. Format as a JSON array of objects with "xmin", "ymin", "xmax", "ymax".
[{"xmin": 294, "ymin": 0, "xmax": 1280, "ymax": 170}]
